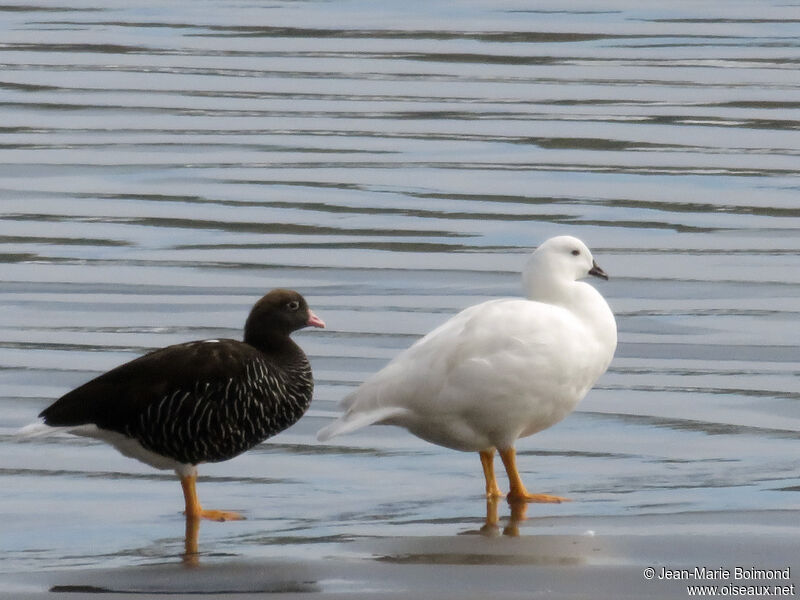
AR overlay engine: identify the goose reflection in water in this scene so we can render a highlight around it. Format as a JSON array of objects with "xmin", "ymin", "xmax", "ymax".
[
  {"xmin": 183, "ymin": 515, "xmax": 202, "ymax": 567},
  {"xmin": 478, "ymin": 497, "xmax": 530, "ymax": 538}
]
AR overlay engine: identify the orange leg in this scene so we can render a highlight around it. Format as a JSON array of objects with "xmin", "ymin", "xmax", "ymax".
[
  {"xmin": 498, "ymin": 447, "xmax": 570, "ymax": 503},
  {"xmin": 479, "ymin": 448, "xmax": 505, "ymax": 498},
  {"xmin": 180, "ymin": 473, "xmax": 245, "ymax": 522}
]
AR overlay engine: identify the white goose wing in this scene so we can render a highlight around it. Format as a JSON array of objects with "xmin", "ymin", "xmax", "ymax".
[
  {"xmin": 317, "ymin": 298, "xmax": 601, "ymax": 442},
  {"xmin": 317, "ymin": 301, "xmax": 486, "ymax": 440}
]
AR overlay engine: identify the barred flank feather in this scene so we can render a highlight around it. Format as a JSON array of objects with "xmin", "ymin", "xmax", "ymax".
[{"xmin": 126, "ymin": 356, "xmax": 313, "ymax": 465}]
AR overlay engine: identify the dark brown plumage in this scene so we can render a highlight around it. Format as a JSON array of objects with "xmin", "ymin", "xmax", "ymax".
[{"xmin": 31, "ymin": 288, "xmax": 325, "ymax": 521}]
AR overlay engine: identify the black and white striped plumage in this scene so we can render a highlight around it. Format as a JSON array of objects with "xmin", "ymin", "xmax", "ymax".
[{"xmin": 22, "ymin": 289, "xmax": 324, "ymax": 519}]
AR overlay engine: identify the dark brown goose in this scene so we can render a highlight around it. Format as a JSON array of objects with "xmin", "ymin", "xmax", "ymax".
[{"xmin": 21, "ymin": 289, "xmax": 325, "ymax": 521}]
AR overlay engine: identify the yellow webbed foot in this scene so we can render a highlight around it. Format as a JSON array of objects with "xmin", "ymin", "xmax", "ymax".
[
  {"xmin": 180, "ymin": 473, "xmax": 245, "ymax": 522},
  {"xmin": 193, "ymin": 509, "xmax": 245, "ymax": 522},
  {"xmin": 499, "ymin": 447, "xmax": 572, "ymax": 504},
  {"xmin": 506, "ymin": 491, "xmax": 571, "ymax": 504}
]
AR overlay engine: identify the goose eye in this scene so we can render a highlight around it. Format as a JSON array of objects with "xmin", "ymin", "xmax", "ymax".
[
  {"xmin": 571, "ymin": 249, "xmax": 580, "ymax": 256},
  {"xmin": 287, "ymin": 300, "xmax": 300, "ymax": 311}
]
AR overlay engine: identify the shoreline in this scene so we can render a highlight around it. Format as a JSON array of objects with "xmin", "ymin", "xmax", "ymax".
[{"xmin": 5, "ymin": 510, "xmax": 798, "ymax": 600}]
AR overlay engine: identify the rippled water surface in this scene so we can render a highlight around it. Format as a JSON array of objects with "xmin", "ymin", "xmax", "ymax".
[{"xmin": 1, "ymin": 0, "xmax": 799, "ymax": 592}]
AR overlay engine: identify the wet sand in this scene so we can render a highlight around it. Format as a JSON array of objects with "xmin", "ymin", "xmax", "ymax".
[{"xmin": 5, "ymin": 509, "xmax": 798, "ymax": 599}]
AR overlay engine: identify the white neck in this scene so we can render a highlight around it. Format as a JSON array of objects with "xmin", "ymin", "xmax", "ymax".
[{"xmin": 526, "ymin": 276, "xmax": 617, "ymax": 356}]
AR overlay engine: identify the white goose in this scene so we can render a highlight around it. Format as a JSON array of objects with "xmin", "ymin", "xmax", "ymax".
[{"xmin": 318, "ymin": 236, "xmax": 617, "ymax": 502}]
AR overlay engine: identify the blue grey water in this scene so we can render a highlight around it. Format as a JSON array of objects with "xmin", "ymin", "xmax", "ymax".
[{"xmin": 0, "ymin": 0, "xmax": 798, "ymax": 594}]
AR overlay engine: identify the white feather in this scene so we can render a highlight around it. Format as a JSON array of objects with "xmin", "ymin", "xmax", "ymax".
[
  {"xmin": 17, "ymin": 420, "xmax": 192, "ymax": 476},
  {"xmin": 17, "ymin": 421, "xmax": 61, "ymax": 438},
  {"xmin": 316, "ymin": 235, "xmax": 617, "ymax": 452}
]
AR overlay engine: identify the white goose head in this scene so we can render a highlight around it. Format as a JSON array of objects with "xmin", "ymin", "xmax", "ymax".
[{"xmin": 522, "ymin": 236, "xmax": 608, "ymax": 302}]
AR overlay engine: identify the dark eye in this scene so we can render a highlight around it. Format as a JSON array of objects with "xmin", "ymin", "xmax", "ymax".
[
  {"xmin": 571, "ymin": 249, "xmax": 580, "ymax": 256},
  {"xmin": 287, "ymin": 300, "xmax": 300, "ymax": 311}
]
